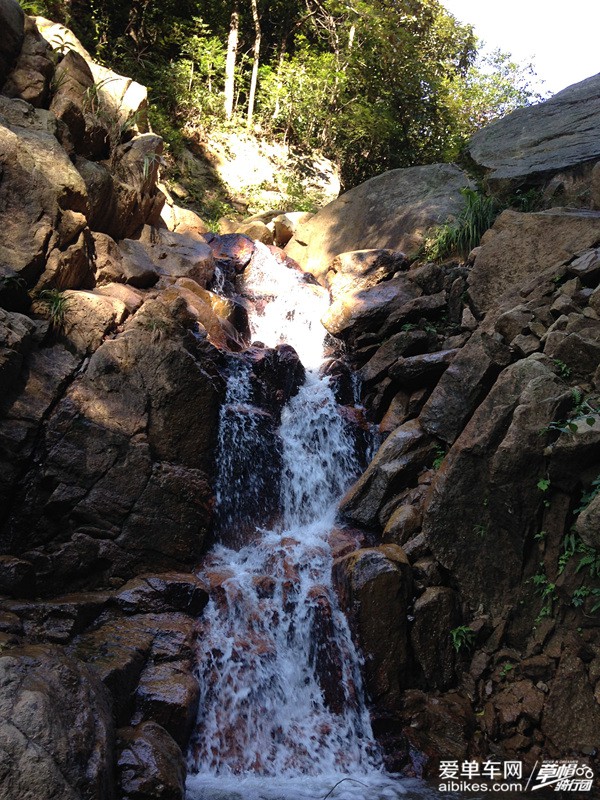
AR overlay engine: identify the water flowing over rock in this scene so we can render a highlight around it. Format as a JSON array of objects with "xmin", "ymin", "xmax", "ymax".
[{"xmin": 185, "ymin": 245, "xmax": 407, "ymax": 800}]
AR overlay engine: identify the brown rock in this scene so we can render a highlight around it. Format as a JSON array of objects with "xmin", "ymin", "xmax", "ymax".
[
  {"xmin": 134, "ymin": 661, "xmax": 199, "ymax": 749},
  {"xmin": 322, "ymin": 275, "xmax": 422, "ymax": 339},
  {"xmin": 59, "ymin": 289, "xmax": 127, "ymax": 355},
  {"xmin": 2, "ymin": 17, "xmax": 53, "ymax": 108},
  {"xmin": 382, "ymin": 504, "xmax": 422, "ymax": 546},
  {"xmin": 36, "ymin": 230, "xmax": 95, "ymax": 291},
  {"xmin": 127, "ymin": 229, "xmax": 215, "ymax": 287},
  {"xmin": 205, "ymin": 232, "xmax": 255, "ymax": 273},
  {"xmin": 75, "ymin": 157, "xmax": 116, "ymax": 233},
  {"xmin": 359, "ymin": 330, "xmax": 430, "ymax": 385},
  {"xmin": 468, "ymin": 209, "xmax": 600, "ymax": 314},
  {"xmin": 49, "ymin": 49, "xmax": 110, "ymax": 159},
  {"xmin": 118, "ymin": 239, "xmax": 160, "ymax": 288},
  {"xmin": 273, "ymin": 211, "xmax": 313, "ymax": 247},
  {"xmin": 379, "ymin": 391, "xmax": 410, "ymax": 434},
  {"xmin": 1, "ymin": 301, "xmax": 221, "ymax": 591},
  {"xmin": 286, "ymin": 164, "xmax": 474, "ymax": 283},
  {"xmin": 325, "ymin": 249, "xmax": 409, "ymax": 301},
  {"xmin": 419, "ymin": 331, "xmax": 512, "ymax": 445},
  {"xmin": 109, "ymin": 134, "xmax": 165, "ymax": 240},
  {"xmin": 423, "ymin": 357, "xmax": 572, "ymax": 612},
  {"xmin": 0, "ymin": 0, "xmax": 24, "ymax": 87},
  {"xmin": 160, "ymin": 202, "xmax": 208, "ymax": 237},
  {"xmin": 335, "ymin": 545, "xmax": 412, "ymax": 710},
  {"xmin": 574, "ymin": 492, "xmax": 600, "ymax": 549},
  {"xmin": 113, "ymin": 572, "xmax": 209, "ymax": 616},
  {"xmin": 543, "ymin": 320, "xmax": 600, "ymax": 380},
  {"xmin": 542, "ymin": 647, "xmax": 600, "ymax": 750},
  {"xmin": 0, "ymin": 116, "xmax": 89, "ymax": 287},
  {"xmin": 118, "ymin": 721, "xmax": 185, "ymax": 800},
  {"xmin": 236, "ymin": 219, "xmax": 274, "ymax": 245},
  {"xmin": 399, "ymin": 689, "xmax": 475, "ymax": 774},
  {"xmin": 411, "ymin": 587, "xmax": 460, "ymax": 690},
  {"xmin": 93, "ymin": 284, "xmax": 144, "ymax": 314},
  {"xmin": 339, "ymin": 420, "xmax": 436, "ymax": 530},
  {"xmin": 388, "ymin": 349, "xmax": 458, "ymax": 389}
]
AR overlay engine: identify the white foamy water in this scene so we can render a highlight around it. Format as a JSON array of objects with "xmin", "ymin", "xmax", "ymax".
[
  {"xmin": 186, "ymin": 246, "xmax": 437, "ymax": 800},
  {"xmin": 242, "ymin": 242, "xmax": 331, "ymax": 369}
]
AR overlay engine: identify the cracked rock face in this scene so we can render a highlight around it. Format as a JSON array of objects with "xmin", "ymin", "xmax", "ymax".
[{"xmin": 467, "ymin": 73, "xmax": 600, "ymax": 204}]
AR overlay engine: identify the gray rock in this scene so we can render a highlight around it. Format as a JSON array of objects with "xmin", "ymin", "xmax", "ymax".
[
  {"xmin": 467, "ymin": 73, "xmax": 600, "ymax": 201},
  {"xmin": 0, "ymin": 644, "xmax": 114, "ymax": 800},
  {"xmin": 286, "ymin": 163, "xmax": 474, "ymax": 283}
]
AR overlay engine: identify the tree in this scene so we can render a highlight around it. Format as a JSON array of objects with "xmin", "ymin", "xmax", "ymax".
[
  {"xmin": 224, "ymin": 2, "xmax": 239, "ymax": 119},
  {"xmin": 246, "ymin": 0, "xmax": 261, "ymax": 125}
]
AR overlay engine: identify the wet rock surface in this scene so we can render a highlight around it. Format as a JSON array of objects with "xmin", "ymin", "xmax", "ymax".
[{"xmin": 2, "ymin": 24, "xmax": 600, "ymax": 794}]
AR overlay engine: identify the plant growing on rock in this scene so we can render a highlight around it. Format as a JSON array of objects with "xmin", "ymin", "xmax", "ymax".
[
  {"xmin": 530, "ymin": 566, "xmax": 558, "ymax": 622},
  {"xmin": 423, "ymin": 187, "xmax": 498, "ymax": 261},
  {"xmin": 37, "ymin": 288, "xmax": 70, "ymax": 332},
  {"xmin": 450, "ymin": 625, "xmax": 476, "ymax": 653}
]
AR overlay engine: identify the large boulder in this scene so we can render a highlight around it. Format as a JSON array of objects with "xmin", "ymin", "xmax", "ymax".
[
  {"xmin": 0, "ymin": 644, "xmax": 114, "ymax": 800},
  {"xmin": 2, "ymin": 16, "xmax": 54, "ymax": 109},
  {"xmin": 285, "ymin": 164, "xmax": 474, "ymax": 282},
  {"xmin": 0, "ymin": 109, "xmax": 89, "ymax": 286},
  {"xmin": 467, "ymin": 73, "xmax": 600, "ymax": 203},
  {"xmin": 36, "ymin": 17, "xmax": 148, "ymax": 132},
  {"xmin": 334, "ymin": 544, "xmax": 413, "ymax": 710},
  {"xmin": 0, "ymin": 0, "xmax": 24, "ymax": 86},
  {"xmin": 468, "ymin": 208, "xmax": 600, "ymax": 314}
]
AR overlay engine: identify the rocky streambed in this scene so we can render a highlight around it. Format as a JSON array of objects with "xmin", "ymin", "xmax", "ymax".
[{"xmin": 1, "ymin": 1, "xmax": 600, "ymax": 797}]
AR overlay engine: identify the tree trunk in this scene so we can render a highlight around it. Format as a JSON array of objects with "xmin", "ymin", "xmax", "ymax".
[
  {"xmin": 224, "ymin": 2, "xmax": 239, "ymax": 120},
  {"xmin": 246, "ymin": 0, "xmax": 261, "ymax": 127}
]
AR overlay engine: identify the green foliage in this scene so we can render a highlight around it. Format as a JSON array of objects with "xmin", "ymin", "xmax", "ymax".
[
  {"xmin": 530, "ymin": 565, "xmax": 558, "ymax": 622},
  {"xmin": 423, "ymin": 187, "xmax": 498, "ymax": 261},
  {"xmin": 432, "ymin": 446, "xmax": 446, "ymax": 470},
  {"xmin": 472, "ymin": 523, "xmax": 487, "ymax": 538},
  {"xmin": 37, "ymin": 289, "xmax": 70, "ymax": 331},
  {"xmin": 450, "ymin": 625, "xmax": 475, "ymax": 653},
  {"xmin": 543, "ymin": 389, "xmax": 598, "ymax": 435},
  {"xmin": 499, "ymin": 662, "xmax": 514, "ymax": 679},
  {"xmin": 537, "ymin": 478, "xmax": 550, "ymax": 492},
  {"xmin": 575, "ymin": 475, "xmax": 600, "ymax": 515},
  {"xmin": 508, "ymin": 187, "xmax": 545, "ymax": 212},
  {"xmin": 552, "ymin": 358, "xmax": 572, "ymax": 380},
  {"xmin": 572, "ymin": 586, "xmax": 600, "ymax": 613},
  {"xmin": 443, "ymin": 47, "xmax": 546, "ymax": 155},
  {"xmin": 32, "ymin": 0, "xmax": 543, "ymax": 192}
]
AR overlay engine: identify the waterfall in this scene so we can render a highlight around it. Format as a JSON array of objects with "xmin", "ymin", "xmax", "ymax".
[{"xmin": 186, "ymin": 244, "xmax": 426, "ymax": 800}]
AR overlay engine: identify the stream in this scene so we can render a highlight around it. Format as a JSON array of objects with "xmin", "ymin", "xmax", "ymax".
[{"xmin": 185, "ymin": 245, "xmax": 455, "ymax": 800}]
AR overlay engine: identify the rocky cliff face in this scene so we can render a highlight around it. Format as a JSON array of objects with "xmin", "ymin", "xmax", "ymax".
[{"xmin": 1, "ymin": 1, "xmax": 600, "ymax": 796}]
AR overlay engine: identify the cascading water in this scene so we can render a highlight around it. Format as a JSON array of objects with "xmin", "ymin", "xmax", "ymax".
[{"xmin": 186, "ymin": 244, "xmax": 435, "ymax": 800}]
